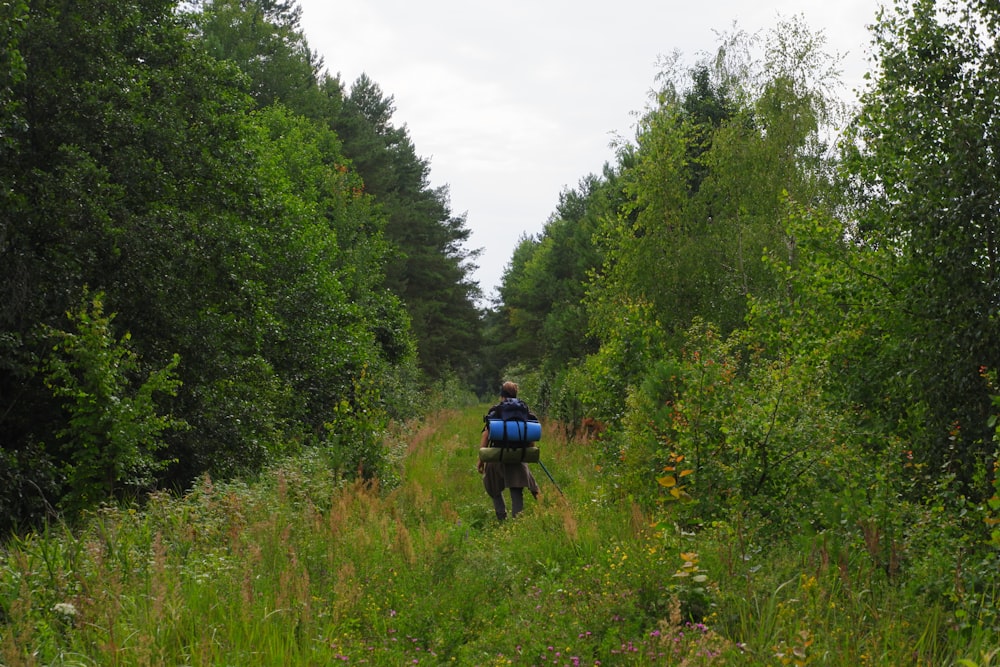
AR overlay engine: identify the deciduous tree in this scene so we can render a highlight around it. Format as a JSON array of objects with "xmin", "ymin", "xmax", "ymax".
[{"xmin": 843, "ymin": 0, "xmax": 1000, "ymax": 487}]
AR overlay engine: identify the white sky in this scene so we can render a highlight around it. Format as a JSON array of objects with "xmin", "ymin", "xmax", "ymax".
[{"xmin": 297, "ymin": 0, "xmax": 885, "ymax": 304}]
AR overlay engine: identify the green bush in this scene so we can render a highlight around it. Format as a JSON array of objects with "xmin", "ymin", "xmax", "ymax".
[{"xmin": 39, "ymin": 290, "xmax": 185, "ymax": 516}]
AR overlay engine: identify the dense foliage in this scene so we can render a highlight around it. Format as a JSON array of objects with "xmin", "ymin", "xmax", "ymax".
[
  {"xmin": 195, "ymin": 0, "xmax": 484, "ymax": 382},
  {"xmin": 1, "ymin": 0, "xmax": 999, "ymax": 660},
  {"xmin": 841, "ymin": 0, "xmax": 1000, "ymax": 483},
  {"xmin": 490, "ymin": 4, "xmax": 1000, "ymax": 643},
  {"xmin": 0, "ymin": 0, "xmax": 482, "ymax": 530}
]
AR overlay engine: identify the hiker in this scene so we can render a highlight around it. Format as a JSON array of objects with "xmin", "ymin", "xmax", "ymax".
[{"xmin": 478, "ymin": 381, "xmax": 540, "ymax": 520}]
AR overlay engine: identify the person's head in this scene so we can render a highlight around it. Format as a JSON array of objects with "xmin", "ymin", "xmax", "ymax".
[{"xmin": 500, "ymin": 381, "xmax": 519, "ymax": 399}]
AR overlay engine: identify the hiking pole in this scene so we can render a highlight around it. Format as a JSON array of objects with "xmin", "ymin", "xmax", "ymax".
[{"xmin": 537, "ymin": 459, "xmax": 564, "ymax": 496}]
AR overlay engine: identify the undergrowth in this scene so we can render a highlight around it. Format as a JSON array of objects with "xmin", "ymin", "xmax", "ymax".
[{"xmin": 0, "ymin": 407, "xmax": 997, "ymax": 665}]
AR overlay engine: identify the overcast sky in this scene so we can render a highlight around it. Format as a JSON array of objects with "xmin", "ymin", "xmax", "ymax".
[{"xmin": 297, "ymin": 0, "xmax": 885, "ymax": 304}]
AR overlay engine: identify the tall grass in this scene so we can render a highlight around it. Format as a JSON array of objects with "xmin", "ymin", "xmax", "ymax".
[{"xmin": 1, "ymin": 407, "xmax": 996, "ymax": 665}]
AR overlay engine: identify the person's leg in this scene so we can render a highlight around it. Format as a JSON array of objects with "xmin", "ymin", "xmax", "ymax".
[
  {"xmin": 483, "ymin": 463, "xmax": 507, "ymax": 520},
  {"xmin": 510, "ymin": 487, "xmax": 524, "ymax": 517},
  {"xmin": 491, "ymin": 494, "xmax": 507, "ymax": 520}
]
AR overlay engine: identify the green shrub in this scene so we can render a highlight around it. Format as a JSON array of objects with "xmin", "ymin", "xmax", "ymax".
[{"xmin": 40, "ymin": 290, "xmax": 185, "ymax": 516}]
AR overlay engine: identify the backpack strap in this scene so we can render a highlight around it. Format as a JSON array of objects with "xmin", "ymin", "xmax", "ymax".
[{"xmin": 502, "ymin": 419, "xmax": 525, "ymax": 445}]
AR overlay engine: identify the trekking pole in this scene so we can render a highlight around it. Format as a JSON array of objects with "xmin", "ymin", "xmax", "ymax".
[{"xmin": 537, "ymin": 459, "xmax": 564, "ymax": 496}]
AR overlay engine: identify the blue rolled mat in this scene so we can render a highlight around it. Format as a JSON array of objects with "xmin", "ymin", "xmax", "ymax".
[{"xmin": 487, "ymin": 419, "xmax": 542, "ymax": 442}]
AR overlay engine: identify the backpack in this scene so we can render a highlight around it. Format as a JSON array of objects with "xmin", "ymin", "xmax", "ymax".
[{"xmin": 486, "ymin": 398, "xmax": 541, "ymax": 446}]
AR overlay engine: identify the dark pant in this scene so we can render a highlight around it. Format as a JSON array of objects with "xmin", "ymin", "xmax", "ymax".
[{"xmin": 491, "ymin": 487, "xmax": 524, "ymax": 520}]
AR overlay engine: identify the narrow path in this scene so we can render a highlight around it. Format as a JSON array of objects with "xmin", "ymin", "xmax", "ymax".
[{"xmin": 399, "ymin": 405, "xmax": 580, "ymax": 528}]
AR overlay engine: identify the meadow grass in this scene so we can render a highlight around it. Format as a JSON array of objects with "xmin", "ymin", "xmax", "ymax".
[{"xmin": 1, "ymin": 406, "xmax": 997, "ymax": 665}]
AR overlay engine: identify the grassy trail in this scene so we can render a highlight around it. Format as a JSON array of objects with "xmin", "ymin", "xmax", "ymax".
[
  {"xmin": 2, "ymin": 406, "xmax": 980, "ymax": 665},
  {"xmin": 0, "ymin": 407, "xmax": 683, "ymax": 666}
]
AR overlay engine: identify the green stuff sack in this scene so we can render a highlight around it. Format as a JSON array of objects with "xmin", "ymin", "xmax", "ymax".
[{"xmin": 479, "ymin": 446, "xmax": 540, "ymax": 463}]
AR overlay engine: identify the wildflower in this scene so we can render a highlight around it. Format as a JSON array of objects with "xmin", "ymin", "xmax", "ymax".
[{"xmin": 52, "ymin": 602, "xmax": 78, "ymax": 619}]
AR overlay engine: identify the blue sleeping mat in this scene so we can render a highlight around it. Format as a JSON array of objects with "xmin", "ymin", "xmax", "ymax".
[{"xmin": 487, "ymin": 419, "xmax": 542, "ymax": 442}]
